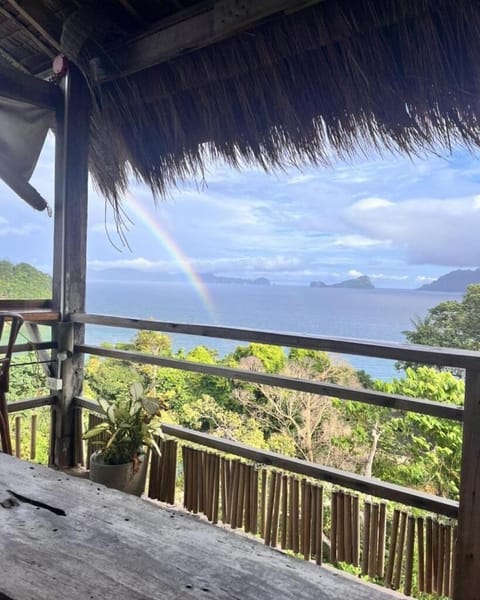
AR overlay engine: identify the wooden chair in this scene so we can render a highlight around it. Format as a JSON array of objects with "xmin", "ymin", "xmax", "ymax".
[{"xmin": 0, "ymin": 313, "xmax": 23, "ymax": 454}]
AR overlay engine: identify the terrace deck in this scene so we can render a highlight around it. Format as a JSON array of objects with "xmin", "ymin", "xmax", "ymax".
[{"xmin": 0, "ymin": 454, "xmax": 406, "ymax": 600}]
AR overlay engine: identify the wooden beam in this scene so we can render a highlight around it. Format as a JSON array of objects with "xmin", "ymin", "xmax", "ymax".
[
  {"xmin": 71, "ymin": 312, "xmax": 480, "ymax": 371},
  {"xmin": 91, "ymin": 0, "xmax": 324, "ymax": 82},
  {"xmin": 0, "ymin": 5, "xmax": 56, "ymax": 58},
  {"xmin": 0, "ymin": 64, "xmax": 60, "ymax": 109},
  {"xmin": 3, "ymin": 0, "xmax": 61, "ymax": 52},
  {"xmin": 453, "ymin": 369, "xmax": 480, "ymax": 600},
  {"xmin": 75, "ymin": 343, "xmax": 464, "ymax": 422},
  {"xmin": 51, "ymin": 64, "xmax": 90, "ymax": 469}
]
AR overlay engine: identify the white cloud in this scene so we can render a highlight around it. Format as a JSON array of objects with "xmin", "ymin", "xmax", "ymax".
[
  {"xmin": 333, "ymin": 235, "xmax": 389, "ymax": 249},
  {"xmin": 416, "ymin": 275, "xmax": 436, "ymax": 282},
  {"xmin": 369, "ymin": 273, "xmax": 409, "ymax": 281},
  {"xmin": 345, "ymin": 195, "xmax": 480, "ymax": 266},
  {"xmin": 348, "ymin": 269, "xmax": 363, "ymax": 278},
  {"xmin": 349, "ymin": 197, "xmax": 394, "ymax": 211},
  {"xmin": 0, "ymin": 224, "xmax": 41, "ymax": 236}
]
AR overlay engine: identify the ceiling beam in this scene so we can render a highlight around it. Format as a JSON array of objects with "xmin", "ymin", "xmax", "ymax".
[
  {"xmin": 0, "ymin": 64, "xmax": 61, "ymax": 109},
  {"xmin": 91, "ymin": 0, "xmax": 323, "ymax": 83},
  {"xmin": 4, "ymin": 0, "xmax": 62, "ymax": 52},
  {"xmin": 0, "ymin": 6, "xmax": 56, "ymax": 58}
]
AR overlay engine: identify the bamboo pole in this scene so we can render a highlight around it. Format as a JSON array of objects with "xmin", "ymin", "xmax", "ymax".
[
  {"xmin": 437, "ymin": 523, "xmax": 445, "ymax": 596},
  {"xmin": 352, "ymin": 495, "xmax": 360, "ymax": 568},
  {"xmin": 368, "ymin": 503, "xmax": 379, "ymax": 578},
  {"xmin": 281, "ymin": 474, "xmax": 288, "ymax": 549},
  {"xmin": 230, "ymin": 461, "xmax": 240, "ymax": 529},
  {"xmin": 393, "ymin": 511, "xmax": 407, "ymax": 591},
  {"xmin": 417, "ymin": 517, "xmax": 425, "ymax": 593},
  {"xmin": 386, "ymin": 509, "xmax": 400, "ymax": 588},
  {"xmin": 251, "ymin": 468, "xmax": 258, "ymax": 535},
  {"xmin": 337, "ymin": 490, "xmax": 345, "ymax": 562},
  {"xmin": 331, "ymin": 491, "xmax": 338, "ymax": 563},
  {"xmin": 182, "ymin": 446, "xmax": 189, "ymax": 510},
  {"xmin": 271, "ymin": 472, "xmax": 282, "ymax": 548},
  {"xmin": 377, "ymin": 502, "xmax": 387, "ymax": 578},
  {"xmin": 244, "ymin": 464, "xmax": 251, "ymax": 533},
  {"xmin": 432, "ymin": 519, "xmax": 439, "ymax": 593},
  {"xmin": 425, "ymin": 517, "xmax": 433, "ymax": 594},
  {"xmin": 302, "ymin": 482, "xmax": 311, "ymax": 561},
  {"xmin": 264, "ymin": 471, "xmax": 276, "ymax": 546},
  {"xmin": 443, "ymin": 524, "xmax": 452, "ymax": 598},
  {"xmin": 404, "ymin": 516, "xmax": 415, "ymax": 596},
  {"xmin": 220, "ymin": 458, "xmax": 228, "ymax": 523},
  {"xmin": 344, "ymin": 493, "xmax": 352, "ymax": 565},
  {"xmin": 15, "ymin": 415, "xmax": 21, "ymax": 458},
  {"xmin": 260, "ymin": 469, "xmax": 267, "ymax": 538},
  {"xmin": 30, "ymin": 413, "xmax": 37, "ymax": 460},
  {"xmin": 292, "ymin": 478, "xmax": 299, "ymax": 554},
  {"xmin": 288, "ymin": 476, "xmax": 294, "ymax": 550},
  {"xmin": 362, "ymin": 500, "xmax": 371, "ymax": 576},
  {"xmin": 315, "ymin": 486, "xmax": 323, "ymax": 565},
  {"xmin": 236, "ymin": 462, "xmax": 245, "ymax": 529},
  {"xmin": 212, "ymin": 454, "xmax": 220, "ymax": 524}
]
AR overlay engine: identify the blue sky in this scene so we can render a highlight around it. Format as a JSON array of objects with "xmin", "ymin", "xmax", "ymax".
[{"xmin": 1, "ymin": 133, "xmax": 480, "ymax": 289}]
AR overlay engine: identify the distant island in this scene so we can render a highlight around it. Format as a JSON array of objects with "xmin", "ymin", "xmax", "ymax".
[
  {"xmin": 418, "ymin": 268, "xmax": 480, "ymax": 292},
  {"xmin": 310, "ymin": 275, "xmax": 374, "ymax": 289},
  {"xmin": 89, "ymin": 269, "xmax": 270, "ymax": 286},
  {"xmin": 0, "ymin": 260, "xmax": 51, "ymax": 298},
  {"xmin": 200, "ymin": 273, "xmax": 270, "ymax": 285}
]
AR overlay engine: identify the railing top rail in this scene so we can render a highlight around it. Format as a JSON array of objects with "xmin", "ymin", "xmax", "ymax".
[
  {"xmin": 72, "ymin": 312, "xmax": 480, "ymax": 370},
  {"xmin": 77, "ymin": 344, "xmax": 464, "ymax": 422}
]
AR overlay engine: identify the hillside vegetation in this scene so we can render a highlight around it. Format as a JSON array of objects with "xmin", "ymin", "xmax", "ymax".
[{"xmin": 0, "ymin": 260, "xmax": 51, "ymax": 299}]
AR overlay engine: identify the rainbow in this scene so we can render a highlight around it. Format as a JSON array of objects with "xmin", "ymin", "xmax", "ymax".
[{"xmin": 126, "ymin": 192, "xmax": 218, "ymax": 321}]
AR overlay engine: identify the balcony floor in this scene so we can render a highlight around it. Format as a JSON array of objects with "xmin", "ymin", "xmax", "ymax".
[{"xmin": 0, "ymin": 455, "xmax": 406, "ymax": 600}]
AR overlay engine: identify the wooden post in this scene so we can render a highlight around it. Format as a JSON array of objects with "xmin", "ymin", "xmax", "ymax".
[
  {"xmin": 454, "ymin": 369, "xmax": 480, "ymax": 600},
  {"xmin": 51, "ymin": 63, "xmax": 90, "ymax": 469}
]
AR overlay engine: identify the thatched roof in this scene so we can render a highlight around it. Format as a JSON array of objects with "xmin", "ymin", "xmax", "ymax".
[{"xmin": 1, "ymin": 0, "xmax": 480, "ymax": 215}]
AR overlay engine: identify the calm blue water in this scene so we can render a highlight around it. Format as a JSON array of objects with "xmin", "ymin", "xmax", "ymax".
[{"xmin": 85, "ymin": 281, "xmax": 462, "ymax": 380}]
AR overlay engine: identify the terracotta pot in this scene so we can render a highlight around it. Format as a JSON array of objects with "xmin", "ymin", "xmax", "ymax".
[{"xmin": 89, "ymin": 451, "xmax": 148, "ymax": 496}]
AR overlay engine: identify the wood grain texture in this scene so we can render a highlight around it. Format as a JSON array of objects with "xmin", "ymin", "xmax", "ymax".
[
  {"xmin": 453, "ymin": 369, "xmax": 480, "ymax": 600},
  {"xmin": 0, "ymin": 455, "xmax": 407, "ymax": 600}
]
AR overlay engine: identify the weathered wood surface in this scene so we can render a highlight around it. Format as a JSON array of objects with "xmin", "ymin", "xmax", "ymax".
[{"xmin": 0, "ymin": 455, "xmax": 406, "ymax": 600}]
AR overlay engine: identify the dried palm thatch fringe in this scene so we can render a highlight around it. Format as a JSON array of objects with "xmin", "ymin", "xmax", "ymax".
[{"xmin": 65, "ymin": 0, "xmax": 480, "ymax": 223}]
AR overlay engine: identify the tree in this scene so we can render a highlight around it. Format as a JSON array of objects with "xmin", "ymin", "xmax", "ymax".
[
  {"xmin": 341, "ymin": 367, "xmax": 464, "ymax": 497},
  {"xmin": 404, "ymin": 284, "xmax": 480, "ymax": 351},
  {"xmin": 233, "ymin": 350, "xmax": 359, "ymax": 468}
]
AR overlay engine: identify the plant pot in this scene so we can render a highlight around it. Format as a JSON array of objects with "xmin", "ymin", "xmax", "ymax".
[{"xmin": 89, "ymin": 451, "xmax": 148, "ymax": 496}]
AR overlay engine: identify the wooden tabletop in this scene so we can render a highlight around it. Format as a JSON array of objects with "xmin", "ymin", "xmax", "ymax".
[{"xmin": 0, "ymin": 455, "xmax": 405, "ymax": 600}]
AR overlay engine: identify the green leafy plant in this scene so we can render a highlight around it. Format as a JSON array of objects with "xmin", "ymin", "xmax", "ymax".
[{"xmin": 83, "ymin": 382, "xmax": 164, "ymax": 465}]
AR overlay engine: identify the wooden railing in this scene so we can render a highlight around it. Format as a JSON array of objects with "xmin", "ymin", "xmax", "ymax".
[
  {"xmin": 69, "ymin": 311, "xmax": 480, "ymax": 599},
  {"xmin": 4, "ymin": 308, "xmax": 480, "ymax": 599}
]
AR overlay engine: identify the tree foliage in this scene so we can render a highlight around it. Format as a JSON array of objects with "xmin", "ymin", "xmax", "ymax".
[
  {"xmin": 404, "ymin": 284, "xmax": 480, "ymax": 351},
  {"xmin": 0, "ymin": 260, "xmax": 51, "ymax": 299}
]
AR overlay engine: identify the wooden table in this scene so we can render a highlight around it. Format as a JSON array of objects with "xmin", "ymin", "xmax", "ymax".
[{"xmin": 0, "ymin": 455, "xmax": 405, "ymax": 600}]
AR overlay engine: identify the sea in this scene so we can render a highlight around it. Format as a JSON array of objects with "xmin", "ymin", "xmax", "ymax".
[{"xmin": 85, "ymin": 281, "xmax": 462, "ymax": 381}]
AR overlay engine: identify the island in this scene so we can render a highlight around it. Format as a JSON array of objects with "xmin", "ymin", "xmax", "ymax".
[
  {"xmin": 418, "ymin": 268, "xmax": 480, "ymax": 292},
  {"xmin": 310, "ymin": 275, "xmax": 374, "ymax": 289},
  {"xmin": 0, "ymin": 260, "xmax": 51, "ymax": 298}
]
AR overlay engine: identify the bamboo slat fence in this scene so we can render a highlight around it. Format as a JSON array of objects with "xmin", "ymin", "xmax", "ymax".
[{"xmin": 80, "ymin": 420, "xmax": 458, "ymax": 600}]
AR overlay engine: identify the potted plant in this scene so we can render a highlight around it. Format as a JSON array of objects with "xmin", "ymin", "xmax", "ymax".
[{"xmin": 83, "ymin": 382, "xmax": 164, "ymax": 496}]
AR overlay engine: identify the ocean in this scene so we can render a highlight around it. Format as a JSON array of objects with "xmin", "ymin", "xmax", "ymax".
[{"xmin": 86, "ymin": 281, "xmax": 462, "ymax": 380}]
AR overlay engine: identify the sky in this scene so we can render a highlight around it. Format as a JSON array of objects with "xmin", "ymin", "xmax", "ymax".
[{"xmin": 1, "ymin": 133, "xmax": 480, "ymax": 289}]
